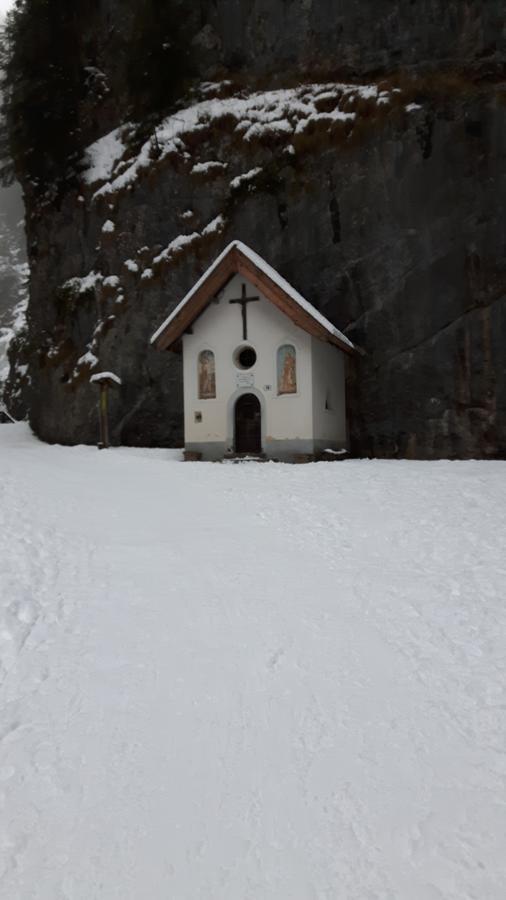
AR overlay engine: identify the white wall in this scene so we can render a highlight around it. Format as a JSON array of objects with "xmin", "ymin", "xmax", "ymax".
[
  {"xmin": 183, "ymin": 273, "xmax": 314, "ymax": 450},
  {"xmin": 311, "ymin": 337, "xmax": 347, "ymax": 448}
]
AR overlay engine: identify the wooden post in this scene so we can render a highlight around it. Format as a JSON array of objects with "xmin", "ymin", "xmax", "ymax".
[
  {"xmin": 90, "ymin": 371, "xmax": 122, "ymax": 450},
  {"xmin": 99, "ymin": 382, "xmax": 109, "ymax": 449}
]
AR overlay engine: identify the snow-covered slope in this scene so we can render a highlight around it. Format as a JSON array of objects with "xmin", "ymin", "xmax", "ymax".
[
  {"xmin": 1, "ymin": 424, "xmax": 505, "ymax": 899},
  {"xmin": 0, "ymin": 186, "xmax": 28, "ymax": 397}
]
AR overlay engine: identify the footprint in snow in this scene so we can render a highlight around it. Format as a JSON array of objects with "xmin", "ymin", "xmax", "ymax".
[{"xmin": 267, "ymin": 648, "xmax": 285, "ymax": 669}]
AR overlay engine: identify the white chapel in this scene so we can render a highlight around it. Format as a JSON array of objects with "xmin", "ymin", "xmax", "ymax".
[{"xmin": 151, "ymin": 241, "xmax": 356, "ymax": 461}]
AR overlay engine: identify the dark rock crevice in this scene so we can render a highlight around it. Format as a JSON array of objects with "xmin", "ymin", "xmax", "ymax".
[{"xmin": 368, "ymin": 291, "xmax": 506, "ymax": 373}]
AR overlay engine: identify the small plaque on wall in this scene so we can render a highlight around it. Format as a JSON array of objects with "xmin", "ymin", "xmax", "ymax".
[{"xmin": 236, "ymin": 372, "xmax": 254, "ymax": 388}]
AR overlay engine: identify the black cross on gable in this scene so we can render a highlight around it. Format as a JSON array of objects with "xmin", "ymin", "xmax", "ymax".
[{"xmin": 229, "ymin": 283, "xmax": 260, "ymax": 340}]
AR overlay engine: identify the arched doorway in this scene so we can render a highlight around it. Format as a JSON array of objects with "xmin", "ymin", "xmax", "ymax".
[{"xmin": 234, "ymin": 393, "xmax": 261, "ymax": 454}]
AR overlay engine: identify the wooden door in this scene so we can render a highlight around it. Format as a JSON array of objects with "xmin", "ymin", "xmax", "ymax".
[{"xmin": 234, "ymin": 394, "xmax": 261, "ymax": 454}]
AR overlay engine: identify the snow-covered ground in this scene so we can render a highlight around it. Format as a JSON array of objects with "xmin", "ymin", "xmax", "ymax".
[{"xmin": 1, "ymin": 424, "xmax": 505, "ymax": 899}]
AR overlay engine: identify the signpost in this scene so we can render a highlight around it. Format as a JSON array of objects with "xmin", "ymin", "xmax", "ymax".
[{"xmin": 90, "ymin": 371, "xmax": 122, "ymax": 449}]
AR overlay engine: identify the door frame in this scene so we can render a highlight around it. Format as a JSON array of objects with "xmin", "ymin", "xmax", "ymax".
[{"xmin": 227, "ymin": 388, "xmax": 265, "ymax": 454}]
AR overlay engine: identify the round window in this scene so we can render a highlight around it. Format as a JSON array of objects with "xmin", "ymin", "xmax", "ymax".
[{"xmin": 234, "ymin": 346, "xmax": 257, "ymax": 370}]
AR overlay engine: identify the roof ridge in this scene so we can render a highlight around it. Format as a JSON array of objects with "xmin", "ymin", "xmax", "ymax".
[{"xmin": 151, "ymin": 241, "xmax": 355, "ymax": 355}]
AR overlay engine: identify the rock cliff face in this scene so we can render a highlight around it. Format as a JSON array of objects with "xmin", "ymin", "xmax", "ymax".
[{"xmin": 12, "ymin": 0, "xmax": 506, "ymax": 457}]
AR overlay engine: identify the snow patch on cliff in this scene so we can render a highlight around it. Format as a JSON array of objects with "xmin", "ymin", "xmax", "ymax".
[
  {"xmin": 64, "ymin": 271, "xmax": 104, "ymax": 295},
  {"xmin": 83, "ymin": 126, "xmax": 132, "ymax": 186},
  {"xmin": 83, "ymin": 82, "xmax": 408, "ymax": 201},
  {"xmin": 0, "ymin": 205, "xmax": 28, "ymax": 398},
  {"xmin": 191, "ymin": 160, "xmax": 228, "ymax": 175},
  {"xmin": 76, "ymin": 349, "xmax": 99, "ymax": 370},
  {"xmin": 153, "ymin": 215, "xmax": 227, "ymax": 268},
  {"xmin": 230, "ymin": 167, "xmax": 263, "ymax": 190},
  {"xmin": 0, "ymin": 290, "xmax": 28, "ymax": 389}
]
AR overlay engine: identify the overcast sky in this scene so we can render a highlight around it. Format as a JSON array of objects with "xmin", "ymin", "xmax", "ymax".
[{"xmin": 0, "ymin": 0, "xmax": 13, "ymax": 15}]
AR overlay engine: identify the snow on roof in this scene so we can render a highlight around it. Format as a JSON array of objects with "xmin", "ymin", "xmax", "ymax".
[
  {"xmin": 150, "ymin": 240, "xmax": 354, "ymax": 351},
  {"xmin": 90, "ymin": 371, "xmax": 122, "ymax": 386}
]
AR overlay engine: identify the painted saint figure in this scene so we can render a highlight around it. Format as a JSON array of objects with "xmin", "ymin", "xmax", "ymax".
[
  {"xmin": 277, "ymin": 345, "xmax": 297, "ymax": 394},
  {"xmin": 198, "ymin": 350, "xmax": 216, "ymax": 399}
]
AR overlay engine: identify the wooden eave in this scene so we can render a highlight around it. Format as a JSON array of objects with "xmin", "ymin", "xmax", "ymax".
[{"xmin": 154, "ymin": 245, "xmax": 355, "ymax": 356}]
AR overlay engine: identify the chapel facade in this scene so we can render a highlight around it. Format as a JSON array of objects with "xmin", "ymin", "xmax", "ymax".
[{"xmin": 151, "ymin": 241, "xmax": 355, "ymax": 461}]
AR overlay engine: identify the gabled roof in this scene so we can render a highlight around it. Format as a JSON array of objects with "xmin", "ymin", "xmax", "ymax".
[{"xmin": 151, "ymin": 240, "xmax": 355, "ymax": 354}]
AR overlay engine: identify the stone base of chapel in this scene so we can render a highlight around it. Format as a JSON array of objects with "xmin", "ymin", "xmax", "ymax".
[{"xmin": 184, "ymin": 440, "xmax": 348, "ymax": 463}]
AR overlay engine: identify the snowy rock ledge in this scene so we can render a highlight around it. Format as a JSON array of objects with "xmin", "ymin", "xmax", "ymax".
[{"xmin": 83, "ymin": 81, "xmax": 411, "ymax": 201}]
